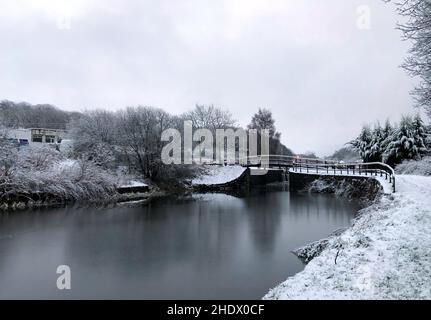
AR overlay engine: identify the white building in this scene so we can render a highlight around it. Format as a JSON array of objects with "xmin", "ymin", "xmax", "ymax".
[{"xmin": 6, "ymin": 128, "xmax": 67, "ymax": 147}]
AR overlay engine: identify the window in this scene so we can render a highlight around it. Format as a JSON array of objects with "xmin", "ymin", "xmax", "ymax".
[
  {"xmin": 32, "ymin": 134, "xmax": 43, "ymax": 143},
  {"xmin": 19, "ymin": 139, "xmax": 29, "ymax": 146},
  {"xmin": 45, "ymin": 135, "xmax": 56, "ymax": 143}
]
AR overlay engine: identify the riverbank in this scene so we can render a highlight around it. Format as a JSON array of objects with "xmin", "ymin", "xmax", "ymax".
[
  {"xmin": 0, "ymin": 186, "xmax": 168, "ymax": 211},
  {"xmin": 264, "ymin": 174, "xmax": 431, "ymax": 299},
  {"xmin": 0, "ymin": 164, "xmax": 240, "ymax": 211}
]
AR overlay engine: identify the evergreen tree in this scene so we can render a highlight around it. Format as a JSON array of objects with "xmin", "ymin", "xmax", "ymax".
[
  {"xmin": 380, "ymin": 119, "xmax": 393, "ymax": 152},
  {"xmin": 383, "ymin": 115, "xmax": 426, "ymax": 166},
  {"xmin": 350, "ymin": 125, "xmax": 373, "ymax": 162},
  {"xmin": 411, "ymin": 113, "xmax": 428, "ymax": 154},
  {"xmin": 368, "ymin": 122, "xmax": 384, "ymax": 162}
]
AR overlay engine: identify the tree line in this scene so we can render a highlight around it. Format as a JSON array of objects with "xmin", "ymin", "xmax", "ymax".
[
  {"xmin": 350, "ymin": 114, "xmax": 430, "ymax": 167},
  {"xmin": 0, "ymin": 100, "xmax": 80, "ymax": 129},
  {"xmin": 1, "ymin": 98, "xmax": 292, "ymax": 183},
  {"xmin": 68, "ymin": 105, "xmax": 293, "ymax": 182}
]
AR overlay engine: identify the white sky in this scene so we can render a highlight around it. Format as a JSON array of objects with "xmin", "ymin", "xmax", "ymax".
[{"xmin": 0, "ymin": 0, "xmax": 415, "ymax": 155}]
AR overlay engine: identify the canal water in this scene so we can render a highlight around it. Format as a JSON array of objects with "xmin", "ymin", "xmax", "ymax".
[{"xmin": 0, "ymin": 188, "xmax": 361, "ymax": 299}]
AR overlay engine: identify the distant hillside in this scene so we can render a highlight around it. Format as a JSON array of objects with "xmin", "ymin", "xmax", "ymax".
[
  {"xmin": 0, "ymin": 100, "xmax": 81, "ymax": 130},
  {"xmin": 278, "ymin": 143, "xmax": 295, "ymax": 157},
  {"xmin": 326, "ymin": 146, "xmax": 360, "ymax": 162}
]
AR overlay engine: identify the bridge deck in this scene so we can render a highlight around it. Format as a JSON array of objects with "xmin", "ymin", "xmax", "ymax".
[{"xmin": 239, "ymin": 155, "xmax": 396, "ymax": 193}]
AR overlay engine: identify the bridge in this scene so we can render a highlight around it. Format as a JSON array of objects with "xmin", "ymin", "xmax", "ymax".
[{"xmin": 236, "ymin": 155, "xmax": 396, "ymax": 193}]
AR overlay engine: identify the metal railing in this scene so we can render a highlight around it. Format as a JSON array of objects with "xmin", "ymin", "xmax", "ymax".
[
  {"xmin": 236, "ymin": 155, "xmax": 396, "ymax": 192},
  {"xmin": 290, "ymin": 159, "xmax": 395, "ymax": 192}
]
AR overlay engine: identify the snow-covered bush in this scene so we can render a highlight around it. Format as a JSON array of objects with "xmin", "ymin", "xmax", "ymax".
[
  {"xmin": 19, "ymin": 145, "xmax": 63, "ymax": 170},
  {"xmin": 395, "ymin": 157, "xmax": 431, "ymax": 176},
  {"xmin": 0, "ymin": 143, "xmax": 120, "ymax": 206}
]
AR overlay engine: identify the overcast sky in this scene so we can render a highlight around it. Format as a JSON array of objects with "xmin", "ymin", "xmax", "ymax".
[{"xmin": 0, "ymin": 0, "xmax": 416, "ymax": 155}]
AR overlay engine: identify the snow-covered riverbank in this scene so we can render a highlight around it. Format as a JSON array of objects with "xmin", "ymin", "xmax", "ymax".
[{"xmin": 264, "ymin": 174, "xmax": 431, "ymax": 300}]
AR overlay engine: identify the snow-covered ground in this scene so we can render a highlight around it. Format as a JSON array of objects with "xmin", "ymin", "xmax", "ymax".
[
  {"xmin": 192, "ymin": 165, "xmax": 246, "ymax": 185},
  {"xmin": 264, "ymin": 174, "xmax": 431, "ymax": 300},
  {"xmin": 119, "ymin": 180, "xmax": 148, "ymax": 188}
]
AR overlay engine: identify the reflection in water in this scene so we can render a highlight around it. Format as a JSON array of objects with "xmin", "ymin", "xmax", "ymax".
[{"xmin": 0, "ymin": 189, "xmax": 361, "ymax": 299}]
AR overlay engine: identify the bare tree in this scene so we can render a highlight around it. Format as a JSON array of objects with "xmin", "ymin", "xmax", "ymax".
[
  {"xmin": 68, "ymin": 110, "xmax": 118, "ymax": 168},
  {"xmin": 387, "ymin": 0, "xmax": 431, "ymax": 118},
  {"xmin": 183, "ymin": 104, "xmax": 236, "ymax": 130},
  {"xmin": 116, "ymin": 106, "xmax": 177, "ymax": 179}
]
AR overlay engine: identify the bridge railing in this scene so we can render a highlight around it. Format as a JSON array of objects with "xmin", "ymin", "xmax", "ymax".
[
  {"xmin": 240, "ymin": 155, "xmax": 338, "ymax": 167},
  {"xmin": 237, "ymin": 155, "xmax": 396, "ymax": 192},
  {"xmin": 290, "ymin": 160, "xmax": 395, "ymax": 192}
]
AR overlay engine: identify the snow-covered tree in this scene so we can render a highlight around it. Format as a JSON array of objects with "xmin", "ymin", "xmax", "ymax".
[
  {"xmin": 411, "ymin": 113, "xmax": 429, "ymax": 151},
  {"xmin": 387, "ymin": 0, "xmax": 431, "ymax": 118},
  {"xmin": 350, "ymin": 125, "xmax": 373, "ymax": 162},
  {"xmin": 383, "ymin": 115, "xmax": 427, "ymax": 165},
  {"xmin": 380, "ymin": 119, "xmax": 394, "ymax": 151},
  {"xmin": 368, "ymin": 122, "xmax": 385, "ymax": 162}
]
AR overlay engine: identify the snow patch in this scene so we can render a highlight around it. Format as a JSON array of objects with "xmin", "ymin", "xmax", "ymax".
[
  {"xmin": 119, "ymin": 180, "xmax": 148, "ymax": 188},
  {"xmin": 192, "ymin": 165, "xmax": 246, "ymax": 185}
]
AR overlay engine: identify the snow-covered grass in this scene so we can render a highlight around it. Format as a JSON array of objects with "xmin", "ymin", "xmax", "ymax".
[
  {"xmin": 264, "ymin": 174, "xmax": 431, "ymax": 300},
  {"xmin": 396, "ymin": 156, "xmax": 431, "ymax": 176},
  {"xmin": 192, "ymin": 165, "xmax": 246, "ymax": 185}
]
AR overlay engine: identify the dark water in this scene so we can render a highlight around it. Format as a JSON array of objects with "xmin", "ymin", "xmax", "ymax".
[{"xmin": 0, "ymin": 188, "xmax": 361, "ymax": 299}]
